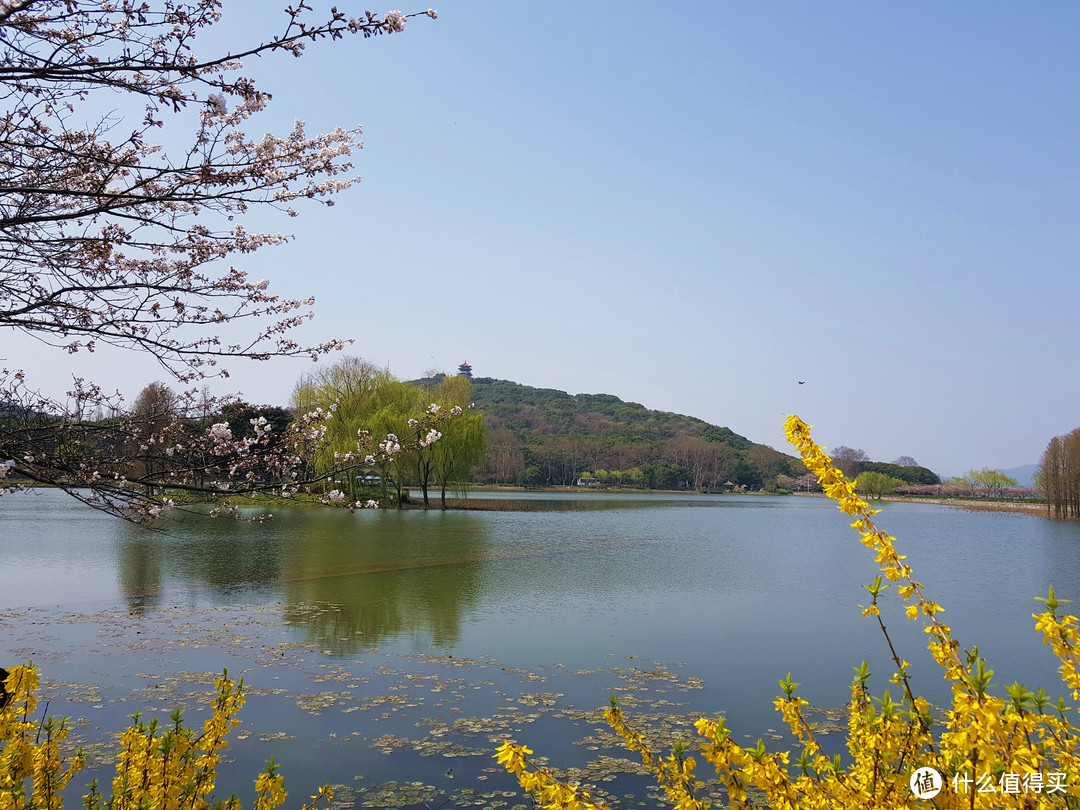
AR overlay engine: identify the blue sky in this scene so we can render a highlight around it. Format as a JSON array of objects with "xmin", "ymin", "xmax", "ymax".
[{"xmin": 8, "ymin": 2, "xmax": 1078, "ymax": 477}]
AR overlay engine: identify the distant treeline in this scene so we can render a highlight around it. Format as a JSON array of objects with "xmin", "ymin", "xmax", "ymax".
[
  {"xmin": 1040, "ymin": 428, "xmax": 1080, "ymax": 517},
  {"xmin": 420, "ymin": 377, "xmax": 803, "ymax": 490},
  {"xmin": 852, "ymin": 461, "xmax": 940, "ymax": 486},
  {"xmin": 895, "ymin": 484, "xmax": 1040, "ymax": 499}
]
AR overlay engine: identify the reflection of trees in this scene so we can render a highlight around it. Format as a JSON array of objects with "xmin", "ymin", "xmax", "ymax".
[
  {"xmin": 173, "ymin": 526, "xmax": 286, "ymax": 588},
  {"xmin": 118, "ymin": 534, "xmax": 163, "ymax": 613},
  {"xmin": 117, "ymin": 509, "xmax": 288, "ymax": 612},
  {"xmin": 279, "ymin": 511, "xmax": 487, "ymax": 654},
  {"xmin": 125, "ymin": 510, "xmax": 288, "ymax": 586},
  {"xmin": 114, "ymin": 507, "xmax": 488, "ymax": 651}
]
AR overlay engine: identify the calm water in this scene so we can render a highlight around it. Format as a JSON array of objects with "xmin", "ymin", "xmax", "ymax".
[{"xmin": 1, "ymin": 490, "xmax": 1078, "ymax": 806}]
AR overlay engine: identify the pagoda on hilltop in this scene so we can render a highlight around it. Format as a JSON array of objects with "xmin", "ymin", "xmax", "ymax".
[{"xmin": 457, "ymin": 361, "xmax": 473, "ymax": 379}]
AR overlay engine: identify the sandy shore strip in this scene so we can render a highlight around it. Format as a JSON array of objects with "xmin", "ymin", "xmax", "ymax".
[
  {"xmin": 445, "ymin": 492, "xmax": 1059, "ymax": 518},
  {"xmin": 882, "ymin": 496, "xmax": 1051, "ymax": 516}
]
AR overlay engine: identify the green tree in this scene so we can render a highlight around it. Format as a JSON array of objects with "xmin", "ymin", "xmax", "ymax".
[
  {"xmin": 857, "ymin": 461, "xmax": 940, "ymax": 485},
  {"xmin": 291, "ymin": 357, "xmax": 389, "ymax": 498},
  {"xmin": 641, "ymin": 459, "xmax": 692, "ymax": 490},
  {"xmin": 426, "ymin": 377, "xmax": 485, "ymax": 508},
  {"xmin": 364, "ymin": 385, "xmax": 428, "ymax": 506},
  {"xmin": 855, "ymin": 471, "xmax": 904, "ymax": 499},
  {"xmin": 967, "ymin": 468, "xmax": 1018, "ymax": 495},
  {"xmin": 291, "ymin": 357, "xmax": 429, "ymax": 503},
  {"xmin": 220, "ymin": 402, "xmax": 292, "ymax": 442}
]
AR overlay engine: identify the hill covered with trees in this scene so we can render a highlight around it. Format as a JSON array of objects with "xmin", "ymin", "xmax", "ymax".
[{"xmin": 418, "ymin": 376, "xmax": 801, "ymax": 490}]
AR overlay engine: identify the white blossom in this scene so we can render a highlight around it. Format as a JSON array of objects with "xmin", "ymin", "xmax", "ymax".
[
  {"xmin": 146, "ymin": 499, "xmax": 174, "ymax": 519},
  {"xmin": 208, "ymin": 422, "xmax": 233, "ymax": 442},
  {"xmin": 0, "ymin": 1, "xmax": 436, "ymax": 521}
]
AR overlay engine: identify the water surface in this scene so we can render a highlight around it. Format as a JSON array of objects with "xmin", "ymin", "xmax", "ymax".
[{"xmin": 2, "ymin": 490, "xmax": 1077, "ymax": 806}]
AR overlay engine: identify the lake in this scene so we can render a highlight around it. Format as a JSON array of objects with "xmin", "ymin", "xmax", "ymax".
[{"xmin": 1, "ymin": 490, "xmax": 1077, "ymax": 808}]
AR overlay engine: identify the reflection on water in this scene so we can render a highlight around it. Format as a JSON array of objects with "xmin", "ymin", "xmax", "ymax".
[
  {"xmin": 6, "ymin": 489, "xmax": 1080, "ymax": 805},
  {"xmin": 118, "ymin": 535, "xmax": 163, "ymax": 611},
  {"xmin": 112, "ymin": 507, "xmax": 493, "ymax": 651},
  {"xmin": 6, "ymin": 489, "xmax": 1080, "ymax": 698},
  {"xmin": 276, "ymin": 511, "xmax": 487, "ymax": 652},
  {"xmin": 120, "ymin": 510, "xmax": 289, "ymax": 588}
]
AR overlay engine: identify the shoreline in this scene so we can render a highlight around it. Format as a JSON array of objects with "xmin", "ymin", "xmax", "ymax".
[
  {"xmin": 9, "ymin": 483, "xmax": 1059, "ymax": 519},
  {"xmin": 788, "ymin": 491, "xmax": 1052, "ymax": 517},
  {"xmin": 448, "ymin": 488, "xmax": 1061, "ymax": 519},
  {"xmin": 880, "ymin": 495, "xmax": 1051, "ymax": 516}
]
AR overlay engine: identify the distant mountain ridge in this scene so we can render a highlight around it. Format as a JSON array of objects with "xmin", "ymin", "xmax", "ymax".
[
  {"xmin": 467, "ymin": 377, "xmax": 756, "ymax": 449},
  {"xmin": 1001, "ymin": 464, "xmax": 1038, "ymax": 488},
  {"xmin": 417, "ymin": 375, "xmax": 944, "ymax": 490},
  {"xmin": 413, "ymin": 375, "xmax": 797, "ymax": 489}
]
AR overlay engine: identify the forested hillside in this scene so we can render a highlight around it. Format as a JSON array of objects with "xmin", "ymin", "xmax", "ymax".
[{"xmin": 420, "ymin": 376, "xmax": 801, "ymax": 490}]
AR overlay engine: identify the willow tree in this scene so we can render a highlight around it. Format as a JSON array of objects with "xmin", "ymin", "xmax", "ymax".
[
  {"xmin": 428, "ymin": 376, "xmax": 485, "ymax": 509},
  {"xmin": 855, "ymin": 470, "xmax": 904, "ymax": 500},
  {"xmin": 290, "ymin": 357, "xmax": 424, "ymax": 503}
]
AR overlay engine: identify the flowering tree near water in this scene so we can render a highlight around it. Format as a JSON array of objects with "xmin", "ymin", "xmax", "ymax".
[
  {"xmin": 0, "ymin": 0, "xmax": 438, "ymax": 518},
  {"xmin": 289, "ymin": 357, "xmax": 478, "ymax": 507}
]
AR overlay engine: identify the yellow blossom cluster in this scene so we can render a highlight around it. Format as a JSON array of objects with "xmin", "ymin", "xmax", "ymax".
[
  {"xmin": 493, "ymin": 742, "xmax": 608, "ymax": 810},
  {"xmin": 1, "ymin": 669, "xmax": 332, "ymax": 810},
  {"xmin": 0, "ymin": 667, "xmax": 85, "ymax": 810},
  {"xmin": 605, "ymin": 702, "xmax": 706, "ymax": 810},
  {"xmin": 497, "ymin": 416, "xmax": 1080, "ymax": 809}
]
